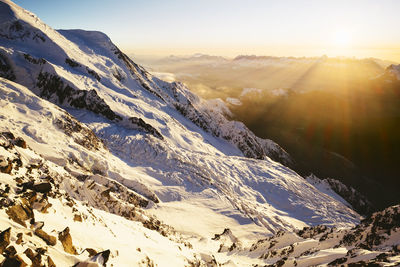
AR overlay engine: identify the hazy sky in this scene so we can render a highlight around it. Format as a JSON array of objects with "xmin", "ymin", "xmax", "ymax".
[{"xmin": 13, "ymin": 0, "xmax": 400, "ymax": 61}]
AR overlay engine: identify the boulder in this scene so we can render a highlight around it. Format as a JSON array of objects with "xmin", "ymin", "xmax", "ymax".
[
  {"xmin": 14, "ymin": 137, "xmax": 26, "ymax": 149},
  {"xmin": 47, "ymin": 256, "xmax": 56, "ymax": 267},
  {"xmin": 58, "ymin": 227, "xmax": 77, "ymax": 255},
  {"xmin": 34, "ymin": 229, "xmax": 56, "ymax": 246},
  {"xmin": 6, "ymin": 205, "xmax": 31, "ymax": 227},
  {"xmin": 24, "ymin": 248, "xmax": 41, "ymax": 267},
  {"xmin": 0, "ymin": 227, "xmax": 11, "ymax": 254},
  {"xmin": 0, "ymin": 159, "xmax": 12, "ymax": 174},
  {"xmin": 85, "ymin": 248, "xmax": 97, "ymax": 257},
  {"xmin": 73, "ymin": 250, "xmax": 110, "ymax": 267},
  {"xmin": 15, "ymin": 233, "xmax": 23, "ymax": 245},
  {"xmin": 32, "ymin": 183, "xmax": 52, "ymax": 194},
  {"xmin": 1, "ymin": 255, "xmax": 27, "ymax": 267},
  {"xmin": 73, "ymin": 214, "xmax": 82, "ymax": 222}
]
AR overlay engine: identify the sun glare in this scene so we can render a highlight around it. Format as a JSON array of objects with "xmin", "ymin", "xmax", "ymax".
[{"xmin": 332, "ymin": 31, "xmax": 352, "ymax": 47}]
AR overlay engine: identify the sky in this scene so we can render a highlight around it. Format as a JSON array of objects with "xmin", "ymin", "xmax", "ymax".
[{"xmin": 12, "ymin": 0, "xmax": 400, "ymax": 62}]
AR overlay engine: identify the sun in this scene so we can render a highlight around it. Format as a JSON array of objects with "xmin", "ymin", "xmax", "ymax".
[{"xmin": 332, "ymin": 31, "xmax": 352, "ymax": 47}]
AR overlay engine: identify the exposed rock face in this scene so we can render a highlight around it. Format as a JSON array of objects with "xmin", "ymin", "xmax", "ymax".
[
  {"xmin": 0, "ymin": 16, "xmax": 46, "ymax": 42},
  {"xmin": 346, "ymin": 204, "xmax": 400, "ymax": 249},
  {"xmin": 23, "ymin": 53, "xmax": 46, "ymax": 65},
  {"xmin": 73, "ymin": 249, "xmax": 110, "ymax": 267},
  {"xmin": 65, "ymin": 58, "xmax": 80, "ymax": 68},
  {"xmin": 86, "ymin": 67, "xmax": 101, "ymax": 81},
  {"xmin": 73, "ymin": 214, "xmax": 82, "ymax": 222},
  {"xmin": 24, "ymin": 247, "xmax": 42, "ymax": 266},
  {"xmin": 6, "ymin": 204, "xmax": 32, "ymax": 227},
  {"xmin": 0, "ymin": 227, "xmax": 11, "ymax": 254},
  {"xmin": 34, "ymin": 228, "xmax": 57, "ymax": 246},
  {"xmin": 0, "ymin": 158, "xmax": 12, "ymax": 174},
  {"xmin": 247, "ymin": 204, "xmax": 400, "ymax": 266},
  {"xmin": 37, "ymin": 72, "xmax": 122, "ymax": 121},
  {"xmin": 58, "ymin": 227, "xmax": 78, "ymax": 255},
  {"xmin": 325, "ymin": 178, "xmax": 373, "ymax": 215},
  {"xmin": 307, "ymin": 175, "xmax": 374, "ymax": 216},
  {"xmin": 2, "ymin": 254, "xmax": 27, "ymax": 267},
  {"xmin": 14, "ymin": 137, "xmax": 26, "ymax": 149},
  {"xmin": 54, "ymin": 113, "xmax": 105, "ymax": 151},
  {"xmin": 32, "ymin": 183, "xmax": 52, "ymax": 194},
  {"xmin": 0, "ymin": 53, "xmax": 16, "ymax": 81},
  {"xmin": 47, "ymin": 256, "xmax": 56, "ymax": 267},
  {"xmin": 128, "ymin": 117, "xmax": 163, "ymax": 140}
]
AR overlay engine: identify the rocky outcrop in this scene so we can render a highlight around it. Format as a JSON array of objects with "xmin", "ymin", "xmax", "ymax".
[
  {"xmin": 54, "ymin": 113, "xmax": 105, "ymax": 151},
  {"xmin": 0, "ymin": 228, "xmax": 11, "ymax": 254},
  {"xmin": 73, "ymin": 249, "xmax": 110, "ymax": 267},
  {"xmin": 0, "ymin": 53, "xmax": 16, "ymax": 81},
  {"xmin": 128, "ymin": 117, "xmax": 163, "ymax": 140},
  {"xmin": 34, "ymin": 228, "xmax": 57, "ymax": 246},
  {"xmin": 0, "ymin": 16, "xmax": 46, "ymax": 42},
  {"xmin": 59, "ymin": 227, "xmax": 78, "ymax": 254},
  {"xmin": 325, "ymin": 178, "xmax": 373, "ymax": 215},
  {"xmin": 37, "ymin": 72, "xmax": 122, "ymax": 121},
  {"xmin": 6, "ymin": 203, "xmax": 33, "ymax": 227}
]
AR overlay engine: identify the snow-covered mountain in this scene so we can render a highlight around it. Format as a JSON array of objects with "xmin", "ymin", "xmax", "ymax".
[{"xmin": 0, "ymin": 0, "xmax": 399, "ymax": 266}]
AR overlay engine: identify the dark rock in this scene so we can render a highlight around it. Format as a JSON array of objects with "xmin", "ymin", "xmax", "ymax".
[
  {"xmin": 0, "ymin": 132, "xmax": 14, "ymax": 140},
  {"xmin": 113, "ymin": 69, "xmax": 123, "ymax": 82},
  {"xmin": 6, "ymin": 204, "xmax": 31, "ymax": 227},
  {"xmin": 13, "ymin": 137, "xmax": 26, "ymax": 149},
  {"xmin": 24, "ymin": 248, "xmax": 42, "ymax": 267},
  {"xmin": 86, "ymin": 67, "xmax": 101, "ymax": 81},
  {"xmin": 328, "ymin": 257, "xmax": 347, "ymax": 266},
  {"xmin": 23, "ymin": 248, "xmax": 35, "ymax": 260},
  {"xmin": 15, "ymin": 233, "xmax": 23, "ymax": 245},
  {"xmin": 65, "ymin": 58, "xmax": 80, "ymax": 68},
  {"xmin": 37, "ymin": 72, "xmax": 122, "ymax": 121},
  {"xmin": 32, "ymin": 183, "xmax": 52, "ymax": 194},
  {"xmin": 23, "ymin": 54, "xmax": 46, "ymax": 65},
  {"xmin": 85, "ymin": 248, "xmax": 97, "ymax": 257},
  {"xmin": 47, "ymin": 256, "xmax": 56, "ymax": 267},
  {"xmin": 0, "ymin": 54, "xmax": 16, "ymax": 81},
  {"xmin": 72, "ymin": 250, "xmax": 110, "ymax": 267},
  {"xmin": 73, "ymin": 214, "xmax": 82, "ymax": 222},
  {"xmin": 0, "ymin": 159, "xmax": 12, "ymax": 174},
  {"xmin": 58, "ymin": 227, "xmax": 77, "ymax": 255},
  {"xmin": 128, "ymin": 117, "xmax": 163, "ymax": 140},
  {"xmin": 3, "ymin": 246, "xmax": 17, "ymax": 257},
  {"xmin": 93, "ymin": 250, "xmax": 110, "ymax": 266},
  {"xmin": 1, "ymin": 255, "xmax": 27, "ymax": 267},
  {"xmin": 34, "ymin": 229, "xmax": 56, "ymax": 246},
  {"xmin": 0, "ymin": 227, "xmax": 11, "ymax": 254},
  {"xmin": 212, "ymin": 228, "xmax": 231, "ymax": 241}
]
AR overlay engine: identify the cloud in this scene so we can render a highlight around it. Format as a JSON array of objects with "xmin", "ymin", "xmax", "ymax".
[{"xmin": 150, "ymin": 71, "xmax": 176, "ymax": 82}]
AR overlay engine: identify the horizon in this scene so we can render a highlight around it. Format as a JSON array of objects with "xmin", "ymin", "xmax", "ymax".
[
  {"xmin": 131, "ymin": 51, "xmax": 399, "ymax": 63},
  {"xmin": 11, "ymin": 0, "xmax": 400, "ymax": 63}
]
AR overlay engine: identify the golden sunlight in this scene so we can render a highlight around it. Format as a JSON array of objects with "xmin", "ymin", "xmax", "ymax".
[{"xmin": 332, "ymin": 30, "xmax": 352, "ymax": 47}]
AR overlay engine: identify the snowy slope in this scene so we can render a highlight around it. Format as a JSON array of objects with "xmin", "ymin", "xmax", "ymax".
[
  {"xmin": 0, "ymin": 0, "xmax": 398, "ymax": 266},
  {"xmin": 0, "ymin": 0, "xmax": 360, "ymax": 232},
  {"xmin": 0, "ymin": 0, "xmax": 291, "ymax": 165},
  {"xmin": 1, "ymin": 76, "xmax": 398, "ymax": 266}
]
